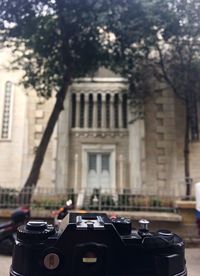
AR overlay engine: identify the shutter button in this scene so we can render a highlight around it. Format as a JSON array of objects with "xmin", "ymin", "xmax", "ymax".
[{"xmin": 26, "ymin": 221, "xmax": 48, "ymax": 231}]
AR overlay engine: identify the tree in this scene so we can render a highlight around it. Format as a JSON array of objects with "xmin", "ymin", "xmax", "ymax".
[
  {"xmin": 0, "ymin": 0, "xmax": 114, "ymax": 203},
  {"xmin": 149, "ymin": 0, "xmax": 200, "ymax": 198},
  {"xmin": 106, "ymin": 0, "xmax": 155, "ymax": 119},
  {"xmin": 0, "ymin": 0, "xmax": 149, "ymax": 204},
  {"xmin": 108, "ymin": 0, "xmax": 200, "ymax": 198}
]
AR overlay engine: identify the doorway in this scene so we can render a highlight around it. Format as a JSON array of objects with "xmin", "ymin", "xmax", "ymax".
[{"xmin": 87, "ymin": 152, "xmax": 110, "ymax": 192}]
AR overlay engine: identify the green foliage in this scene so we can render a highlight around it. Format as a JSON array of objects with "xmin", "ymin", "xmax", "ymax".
[
  {"xmin": 89, "ymin": 190, "xmax": 116, "ymax": 210},
  {"xmin": 0, "ymin": 1, "xmax": 151, "ymax": 103},
  {"xmin": 0, "ymin": 0, "xmax": 138, "ymax": 97},
  {"xmin": 0, "ymin": 0, "xmax": 156, "ymax": 103},
  {"xmin": 109, "ymin": 0, "xmax": 200, "ymax": 124},
  {"xmin": 0, "ymin": 187, "xmax": 18, "ymax": 208},
  {"xmin": 1, "ymin": 0, "xmax": 199, "ymax": 108},
  {"xmin": 153, "ymin": 0, "xmax": 200, "ymax": 98},
  {"xmin": 104, "ymin": 1, "xmax": 156, "ymax": 117},
  {"xmin": 31, "ymin": 197, "xmax": 66, "ymax": 210}
]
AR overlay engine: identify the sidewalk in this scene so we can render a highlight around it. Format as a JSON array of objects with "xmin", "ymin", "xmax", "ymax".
[
  {"xmin": 1, "ymin": 248, "xmax": 199, "ymax": 276},
  {"xmin": 185, "ymin": 248, "xmax": 200, "ymax": 276}
]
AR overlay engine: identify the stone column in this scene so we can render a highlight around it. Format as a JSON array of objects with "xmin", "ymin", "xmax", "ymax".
[
  {"xmin": 110, "ymin": 94, "xmax": 115, "ymax": 129},
  {"xmin": 128, "ymin": 114, "xmax": 144, "ymax": 193},
  {"xmin": 93, "ymin": 93, "xmax": 98, "ymax": 128},
  {"xmin": 84, "ymin": 93, "xmax": 89, "ymax": 129},
  {"xmin": 101, "ymin": 94, "xmax": 107, "ymax": 128},
  {"xmin": 55, "ymin": 90, "xmax": 71, "ymax": 192},
  {"xmin": 119, "ymin": 154, "xmax": 124, "ymax": 193},
  {"xmin": 74, "ymin": 154, "xmax": 79, "ymax": 193},
  {"xmin": 75, "ymin": 93, "xmax": 80, "ymax": 128},
  {"xmin": 118, "ymin": 93, "xmax": 123, "ymax": 129}
]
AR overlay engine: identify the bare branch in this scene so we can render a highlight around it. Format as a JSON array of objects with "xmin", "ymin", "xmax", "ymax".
[{"xmin": 156, "ymin": 43, "xmax": 180, "ymax": 97}]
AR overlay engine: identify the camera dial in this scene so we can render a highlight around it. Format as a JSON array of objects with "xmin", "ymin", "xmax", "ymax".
[
  {"xmin": 26, "ymin": 221, "xmax": 48, "ymax": 231},
  {"xmin": 17, "ymin": 220, "xmax": 55, "ymax": 242},
  {"xmin": 110, "ymin": 216, "xmax": 132, "ymax": 235}
]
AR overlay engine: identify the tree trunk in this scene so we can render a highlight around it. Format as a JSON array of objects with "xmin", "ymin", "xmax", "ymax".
[
  {"xmin": 184, "ymin": 98, "xmax": 191, "ymax": 199},
  {"xmin": 18, "ymin": 80, "xmax": 70, "ymax": 205}
]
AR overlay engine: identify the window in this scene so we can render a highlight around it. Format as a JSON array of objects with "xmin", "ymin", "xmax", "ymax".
[
  {"xmin": 122, "ymin": 94, "xmax": 128, "ymax": 128},
  {"xmin": 88, "ymin": 94, "xmax": 93, "ymax": 128},
  {"xmin": 114, "ymin": 94, "xmax": 119, "ymax": 128},
  {"xmin": 1, "ymin": 81, "xmax": 13, "ymax": 140},
  {"xmin": 88, "ymin": 153, "xmax": 97, "ymax": 172},
  {"xmin": 106, "ymin": 94, "xmax": 110, "ymax": 128},
  {"xmin": 71, "ymin": 93, "xmax": 76, "ymax": 128},
  {"xmin": 97, "ymin": 94, "xmax": 102, "ymax": 128},
  {"xmin": 80, "ymin": 94, "xmax": 85, "ymax": 128},
  {"xmin": 101, "ymin": 154, "xmax": 110, "ymax": 172}
]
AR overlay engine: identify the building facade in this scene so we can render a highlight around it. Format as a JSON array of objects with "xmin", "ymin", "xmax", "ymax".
[{"xmin": 0, "ymin": 48, "xmax": 200, "ymax": 207}]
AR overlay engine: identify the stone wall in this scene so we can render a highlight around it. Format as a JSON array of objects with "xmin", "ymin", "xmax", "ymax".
[
  {"xmin": 0, "ymin": 48, "xmax": 27, "ymax": 188},
  {"xmin": 144, "ymin": 81, "xmax": 200, "ymax": 198},
  {"xmin": 144, "ymin": 83, "xmax": 177, "ymax": 196},
  {"xmin": 0, "ymin": 48, "xmax": 56, "ymax": 190},
  {"xmin": 175, "ymin": 99, "xmax": 200, "ymax": 196},
  {"xmin": 23, "ymin": 91, "xmax": 56, "ymax": 190}
]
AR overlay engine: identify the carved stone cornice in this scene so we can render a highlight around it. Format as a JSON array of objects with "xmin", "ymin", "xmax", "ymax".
[
  {"xmin": 70, "ymin": 129, "xmax": 129, "ymax": 138},
  {"xmin": 71, "ymin": 89, "xmax": 127, "ymax": 96}
]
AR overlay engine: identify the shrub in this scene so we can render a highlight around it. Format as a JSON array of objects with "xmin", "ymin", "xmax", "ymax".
[{"xmin": 0, "ymin": 187, "xmax": 18, "ymax": 208}]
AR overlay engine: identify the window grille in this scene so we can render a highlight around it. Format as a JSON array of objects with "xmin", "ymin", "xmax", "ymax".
[{"xmin": 1, "ymin": 81, "xmax": 13, "ymax": 139}]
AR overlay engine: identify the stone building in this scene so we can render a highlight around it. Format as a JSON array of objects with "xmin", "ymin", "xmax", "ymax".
[{"xmin": 0, "ymin": 48, "xmax": 200, "ymax": 207}]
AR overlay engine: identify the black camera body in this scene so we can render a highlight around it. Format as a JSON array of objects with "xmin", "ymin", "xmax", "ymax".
[{"xmin": 10, "ymin": 213, "xmax": 187, "ymax": 276}]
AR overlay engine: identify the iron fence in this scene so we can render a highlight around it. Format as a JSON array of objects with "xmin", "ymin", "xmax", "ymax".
[
  {"xmin": 76, "ymin": 188, "xmax": 178, "ymax": 212},
  {"xmin": 0, "ymin": 186, "xmax": 181, "ymax": 212}
]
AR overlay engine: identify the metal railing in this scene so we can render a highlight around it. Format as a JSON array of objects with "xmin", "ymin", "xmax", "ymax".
[
  {"xmin": 77, "ymin": 187, "xmax": 178, "ymax": 212},
  {"xmin": 0, "ymin": 186, "xmax": 179, "ymax": 212}
]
